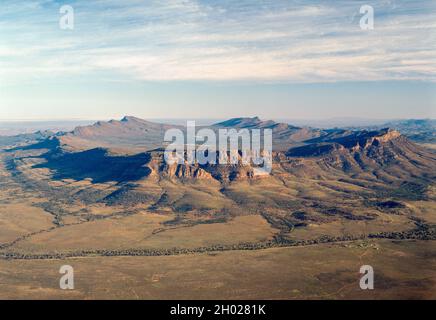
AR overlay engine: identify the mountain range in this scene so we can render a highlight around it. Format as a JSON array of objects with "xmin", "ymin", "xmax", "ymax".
[{"xmin": 3, "ymin": 116, "xmax": 435, "ymax": 207}]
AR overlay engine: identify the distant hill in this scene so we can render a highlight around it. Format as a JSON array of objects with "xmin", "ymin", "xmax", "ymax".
[
  {"xmin": 0, "ymin": 130, "xmax": 54, "ymax": 148},
  {"xmin": 346, "ymin": 119, "xmax": 436, "ymax": 144},
  {"xmin": 0, "ymin": 120, "xmax": 95, "ymax": 136},
  {"xmin": 382, "ymin": 119, "xmax": 435, "ymax": 143},
  {"xmin": 58, "ymin": 116, "xmax": 184, "ymax": 153},
  {"xmin": 212, "ymin": 117, "xmax": 323, "ymax": 150}
]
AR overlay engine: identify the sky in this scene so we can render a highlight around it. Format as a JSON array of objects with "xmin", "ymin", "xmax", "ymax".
[{"xmin": 0, "ymin": 0, "xmax": 435, "ymax": 121}]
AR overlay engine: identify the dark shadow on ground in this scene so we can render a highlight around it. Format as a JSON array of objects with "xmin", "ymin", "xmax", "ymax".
[{"xmin": 34, "ymin": 148, "xmax": 152, "ymax": 183}]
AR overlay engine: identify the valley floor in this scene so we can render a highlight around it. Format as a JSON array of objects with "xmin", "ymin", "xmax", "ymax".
[{"xmin": 0, "ymin": 239, "xmax": 435, "ymax": 300}]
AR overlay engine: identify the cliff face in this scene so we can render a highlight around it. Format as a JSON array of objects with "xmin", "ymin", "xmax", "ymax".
[{"xmin": 147, "ymin": 151, "xmax": 257, "ymax": 182}]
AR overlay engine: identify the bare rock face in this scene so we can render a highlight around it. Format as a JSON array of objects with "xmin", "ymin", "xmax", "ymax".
[
  {"xmin": 146, "ymin": 151, "xmax": 258, "ymax": 182},
  {"xmin": 374, "ymin": 129, "xmax": 401, "ymax": 142},
  {"xmin": 164, "ymin": 163, "xmax": 214, "ymax": 180}
]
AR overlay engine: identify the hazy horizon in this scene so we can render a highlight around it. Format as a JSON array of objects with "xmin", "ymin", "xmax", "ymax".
[
  {"xmin": 1, "ymin": 115, "xmax": 435, "ymax": 122},
  {"xmin": 1, "ymin": 115, "xmax": 435, "ymax": 137}
]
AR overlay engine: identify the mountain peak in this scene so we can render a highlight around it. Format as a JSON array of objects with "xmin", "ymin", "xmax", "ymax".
[
  {"xmin": 213, "ymin": 117, "xmax": 263, "ymax": 128},
  {"xmin": 373, "ymin": 128, "xmax": 401, "ymax": 142},
  {"xmin": 121, "ymin": 116, "xmax": 142, "ymax": 122}
]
